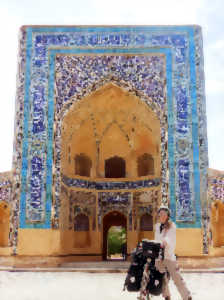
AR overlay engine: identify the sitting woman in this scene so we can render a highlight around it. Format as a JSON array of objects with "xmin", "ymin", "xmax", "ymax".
[{"xmin": 155, "ymin": 206, "xmax": 192, "ymax": 300}]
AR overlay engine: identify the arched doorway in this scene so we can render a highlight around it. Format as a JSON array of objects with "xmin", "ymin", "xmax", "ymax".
[{"xmin": 102, "ymin": 211, "xmax": 127, "ymax": 260}]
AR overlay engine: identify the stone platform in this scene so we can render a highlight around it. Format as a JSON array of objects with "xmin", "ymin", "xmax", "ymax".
[{"xmin": 0, "ymin": 256, "xmax": 224, "ymax": 273}]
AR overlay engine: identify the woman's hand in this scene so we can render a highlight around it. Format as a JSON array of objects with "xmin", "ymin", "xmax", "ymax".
[{"xmin": 161, "ymin": 241, "xmax": 167, "ymax": 248}]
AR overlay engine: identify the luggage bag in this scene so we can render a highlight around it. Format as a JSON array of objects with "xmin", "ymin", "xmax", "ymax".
[{"xmin": 124, "ymin": 240, "xmax": 166, "ymax": 296}]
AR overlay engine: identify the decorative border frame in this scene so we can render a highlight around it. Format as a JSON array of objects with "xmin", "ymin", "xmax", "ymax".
[{"xmin": 12, "ymin": 26, "xmax": 208, "ymax": 236}]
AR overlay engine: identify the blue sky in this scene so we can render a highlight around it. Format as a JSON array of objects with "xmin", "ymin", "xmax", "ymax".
[{"xmin": 0, "ymin": 0, "xmax": 223, "ymax": 171}]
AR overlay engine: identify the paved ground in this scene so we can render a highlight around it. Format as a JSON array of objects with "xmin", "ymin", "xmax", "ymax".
[{"xmin": 0, "ymin": 271, "xmax": 223, "ymax": 300}]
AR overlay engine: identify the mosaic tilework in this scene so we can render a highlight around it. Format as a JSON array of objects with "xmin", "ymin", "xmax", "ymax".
[
  {"xmin": 69, "ymin": 190, "xmax": 96, "ymax": 231},
  {"xmin": 0, "ymin": 172, "xmax": 14, "ymax": 249},
  {"xmin": 133, "ymin": 190, "xmax": 159, "ymax": 230},
  {"xmin": 98, "ymin": 192, "xmax": 131, "ymax": 230},
  {"xmin": 62, "ymin": 174, "xmax": 160, "ymax": 190},
  {"xmin": 12, "ymin": 26, "xmax": 208, "ymax": 252},
  {"xmin": 208, "ymin": 176, "xmax": 224, "ymax": 202},
  {"xmin": 0, "ymin": 172, "xmax": 12, "ymax": 204},
  {"xmin": 55, "ymin": 54, "xmax": 165, "ymax": 114},
  {"xmin": 26, "ymin": 156, "xmax": 45, "ymax": 222},
  {"xmin": 0, "ymin": 187, "xmax": 11, "ymax": 202}
]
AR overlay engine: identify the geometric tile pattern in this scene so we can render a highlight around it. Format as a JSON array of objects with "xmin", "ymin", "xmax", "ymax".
[{"xmin": 208, "ymin": 176, "xmax": 224, "ymax": 203}]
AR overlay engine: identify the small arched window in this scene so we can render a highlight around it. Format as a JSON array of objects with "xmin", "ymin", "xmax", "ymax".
[
  {"xmin": 74, "ymin": 213, "xmax": 89, "ymax": 231},
  {"xmin": 74, "ymin": 153, "xmax": 92, "ymax": 177},
  {"xmin": 105, "ymin": 156, "xmax": 126, "ymax": 178},
  {"xmin": 140, "ymin": 213, "xmax": 153, "ymax": 231},
  {"xmin": 137, "ymin": 153, "xmax": 154, "ymax": 176}
]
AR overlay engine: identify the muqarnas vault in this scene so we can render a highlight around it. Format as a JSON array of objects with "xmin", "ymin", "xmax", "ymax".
[{"xmin": 0, "ymin": 26, "xmax": 209, "ymax": 260}]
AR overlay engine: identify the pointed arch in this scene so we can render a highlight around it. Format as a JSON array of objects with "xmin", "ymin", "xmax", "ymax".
[{"xmin": 102, "ymin": 211, "xmax": 127, "ymax": 260}]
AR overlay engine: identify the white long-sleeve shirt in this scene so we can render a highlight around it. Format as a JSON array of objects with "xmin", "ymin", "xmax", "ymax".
[{"xmin": 155, "ymin": 222, "xmax": 176, "ymax": 261}]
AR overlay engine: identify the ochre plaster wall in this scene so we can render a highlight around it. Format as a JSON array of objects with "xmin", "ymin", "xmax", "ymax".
[
  {"xmin": 210, "ymin": 201, "xmax": 224, "ymax": 247},
  {"xmin": 175, "ymin": 228, "xmax": 203, "ymax": 256},
  {"xmin": 17, "ymin": 229, "xmax": 102, "ymax": 256},
  {"xmin": 17, "ymin": 228, "xmax": 204, "ymax": 257},
  {"xmin": 0, "ymin": 201, "xmax": 10, "ymax": 247},
  {"xmin": 0, "ymin": 247, "xmax": 13, "ymax": 256},
  {"xmin": 208, "ymin": 246, "xmax": 224, "ymax": 256},
  {"xmin": 17, "ymin": 229, "xmax": 61, "ymax": 256},
  {"xmin": 60, "ymin": 230, "xmax": 101, "ymax": 255}
]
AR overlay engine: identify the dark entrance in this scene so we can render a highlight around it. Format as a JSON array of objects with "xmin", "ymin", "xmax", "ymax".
[
  {"xmin": 102, "ymin": 211, "xmax": 127, "ymax": 260},
  {"xmin": 105, "ymin": 156, "xmax": 126, "ymax": 178}
]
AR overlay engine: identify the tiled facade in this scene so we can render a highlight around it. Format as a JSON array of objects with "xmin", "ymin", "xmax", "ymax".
[
  {"xmin": 0, "ymin": 172, "xmax": 12, "ymax": 204},
  {"xmin": 208, "ymin": 169, "xmax": 224, "ymax": 203},
  {"xmin": 2, "ymin": 25, "xmax": 209, "ymax": 255}
]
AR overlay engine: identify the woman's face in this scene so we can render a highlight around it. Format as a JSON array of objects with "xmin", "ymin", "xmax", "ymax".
[{"xmin": 159, "ymin": 209, "xmax": 169, "ymax": 224}]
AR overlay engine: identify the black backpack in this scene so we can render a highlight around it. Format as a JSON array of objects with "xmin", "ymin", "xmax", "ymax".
[
  {"xmin": 146, "ymin": 265, "xmax": 165, "ymax": 295},
  {"xmin": 124, "ymin": 240, "xmax": 165, "ymax": 295},
  {"xmin": 124, "ymin": 244, "xmax": 146, "ymax": 291}
]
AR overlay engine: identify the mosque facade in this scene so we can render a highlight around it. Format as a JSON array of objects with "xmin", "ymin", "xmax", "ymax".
[{"xmin": 0, "ymin": 25, "xmax": 217, "ymax": 262}]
